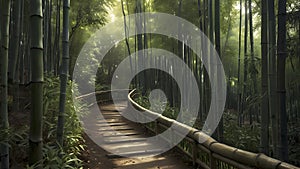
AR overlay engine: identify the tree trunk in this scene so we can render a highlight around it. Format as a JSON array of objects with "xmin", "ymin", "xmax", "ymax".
[
  {"xmin": 56, "ymin": 0, "xmax": 70, "ymax": 147},
  {"xmin": 267, "ymin": 0, "xmax": 278, "ymax": 158},
  {"xmin": 136, "ymin": 0, "xmax": 144, "ymax": 93},
  {"xmin": 47, "ymin": 0, "xmax": 53, "ymax": 73},
  {"xmin": 177, "ymin": 0, "xmax": 182, "ymax": 108},
  {"xmin": 11, "ymin": 0, "xmax": 23, "ymax": 113},
  {"xmin": 248, "ymin": 0, "xmax": 256, "ymax": 92},
  {"xmin": 121, "ymin": 0, "xmax": 132, "ymax": 75},
  {"xmin": 237, "ymin": 0, "xmax": 242, "ymax": 127},
  {"xmin": 215, "ymin": 0, "xmax": 223, "ymax": 142},
  {"xmin": 277, "ymin": 0, "xmax": 288, "ymax": 161},
  {"xmin": 43, "ymin": 0, "xmax": 49, "ymax": 73},
  {"xmin": 203, "ymin": 0, "xmax": 210, "ymax": 120},
  {"xmin": 197, "ymin": 0, "xmax": 203, "ymax": 122},
  {"xmin": 248, "ymin": 0, "xmax": 256, "ymax": 125},
  {"xmin": 19, "ymin": 0, "xmax": 25, "ymax": 85},
  {"xmin": 221, "ymin": 15, "xmax": 232, "ymax": 58},
  {"xmin": 9, "ymin": 0, "xmax": 22, "ymax": 82},
  {"xmin": 28, "ymin": 0, "xmax": 44, "ymax": 167},
  {"xmin": 208, "ymin": 0, "xmax": 216, "ymax": 139},
  {"xmin": 242, "ymin": 0, "xmax": 248, "ymax": 126},
  {"xmin": 260, "ymin": 0, "xmax": 269, "ymax": 155},
  {"xmin": 0, "ymin": 0, "xmax": 11, "ymax": 168},
  {"xmin": 143, "ymin": 4, "xmax": 148, "ymax": 92},
  {"xmin": 54, "ymin": 0, "xmax": 61, "ymax": 75}
]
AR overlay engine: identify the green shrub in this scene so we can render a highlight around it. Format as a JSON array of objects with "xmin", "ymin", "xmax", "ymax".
[
  {"xmin": 41, "ymin": 75, "xmax": 85, "ymax": 168},
  {"xmin": 223, "ymin": 110, "xmax": 260, "ymax": 152},
  {"xmin": 0, "ymin": 75, "xmax": 86, "ymax": 168}
]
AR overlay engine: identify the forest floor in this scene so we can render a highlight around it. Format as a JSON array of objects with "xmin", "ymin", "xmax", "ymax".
[{"xmin": 80, "ymin": 102, "xmax": 193, "ymax": 169}]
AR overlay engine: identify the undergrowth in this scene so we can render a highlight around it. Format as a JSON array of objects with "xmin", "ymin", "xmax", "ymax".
[
  {"xmin": 133, "ymin": 89, "xmax": 299, "ymax": 166},
  {"xmin": 1, "ymin": 74, "xmax": 86, "ymax": 168},
  {"xmin": 133, "ymin": 91, "xmax": 260, "ymax": 153}
]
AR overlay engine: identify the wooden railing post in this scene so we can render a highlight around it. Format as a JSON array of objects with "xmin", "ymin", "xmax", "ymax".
[
  {"xmin": 155, "ymin": 121, "xmax": 159, "ymax": 137},
  {"xmin": 192, "ymin": 141, "xmax": 197, "ymax": 167},
  {"xmin": 210, "ymin": 152, "xmax": 217, "ymax": 169}
]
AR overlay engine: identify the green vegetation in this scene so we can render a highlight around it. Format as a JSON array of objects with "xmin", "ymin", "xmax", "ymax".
[
  {"xmin": 0, "ymin": 75, "xmax": 85, "ymax": 168},
  {"xmin": 0, "ymin": 0, "xmax": 299, "ymax": 168},
  {"xmin": 133, "ymin": 91, "xmax": 260, "ymax": 151},
  {"xmin": 41, "ymin": 76, "xmax": 84, "ymax": 169}
]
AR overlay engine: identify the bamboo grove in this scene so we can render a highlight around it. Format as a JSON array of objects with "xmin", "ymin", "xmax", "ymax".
[
  {"xmin": 105, "ymin": 0, "xmax": 299, "ymax": 165},
  {"xmin": 112, "ymin": 0, "xmax": 298, "ymax": 163},
  {"xmin": 0, "ymin": 0, "xmax": 106, "ymax": 169},
  {"xmin": 0, "ymin": 0, "xmax": 299, "ymax": 168}
]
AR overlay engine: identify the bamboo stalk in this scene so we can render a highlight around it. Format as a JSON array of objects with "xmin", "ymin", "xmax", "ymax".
[
  {"xmin": 28, "ymin": 0, "xmax": 44, "ymax": 167},
  {"xmin": 0, "ymin": 0, "xmax": 11, "ymax": 168},
  {"xmin": 267, "ymin": 0, "xmax": 279, "ymax": 158},
  {"xmin": 260, "ymin": 0, "xmax": 270, "ymax": 155},
  {"xmin": 56, "ymin": 0, "xmax": 70, "ymax": 147},
  {"xmin": 277, "ymin": 0, "xmax": 288, "ymax": 161}
]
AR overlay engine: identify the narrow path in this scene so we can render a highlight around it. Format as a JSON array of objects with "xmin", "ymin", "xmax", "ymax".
[{"xmin": 81, "ymin": 102, "xmax": 193, "ymax": 169}]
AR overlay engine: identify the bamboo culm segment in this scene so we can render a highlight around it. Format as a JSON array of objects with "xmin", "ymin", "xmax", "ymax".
[
  {"xmin": 57, "ymin": 0, "xmax": 70, "ymax": 146},
  {"xmin": 0, "ymin": 0, "xmax": 11, "ymax": 168},
  {"xmin": 29, "ymin": 0, "xmax": 44, "ymax": 167}
]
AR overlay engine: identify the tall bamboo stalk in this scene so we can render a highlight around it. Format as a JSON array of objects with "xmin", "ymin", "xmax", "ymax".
[
  {"xmin": 143, "ymin": 3, "xmax": 149, "ymax": 92},
  {"xmin": 28, "ymin": 0, "xmax": 44, "ymax": 167},
  {"xmin": 11, "ymin": 0, "xmax": 23, "ymax": 114},
  {"xmin": 267, "ymin": 0, "xmax": 278, "ymax": 158},
  {"xmin": 237, "ymin": 0, "xmax": 242, "ymax": 127},
  {"xmin": 242, "ymin": 0, "xmax": 248, "ymax": 125},
  {"xmin": 176, "ymin": 0, "xmax": 182, "ymax": 108},
  {"xmin": 43, "ymin": 0, "xmax": 49, "ymax": 73},
  {"xmin": 0, "ymin": 0, "xmax": 11, "ymax": 168},
  {"xmin": 277, "ymin": 0, "xmax": 288, "ymax": 161},
  {"xmin": 54, "ymin": 0, "xmax": 61, "ymax": 75},
  {"xmin": 47, "ymin": 0, "xmax": 53, "ymax": 73},
  {"xmin": 57, "ymin": 0, "xmax": 70, "ymax": 147},
  {"xmin": 203, "ymin": 0, "xmax": 209, "ymax": 118},
  {"xmin": 215, "ymin": 0, "xmax": 223, "ymax": 142},
  {"xmin": 197, "ymin": 0, "xmax": 203, "ymax": 121},
  {"xmin": 121, "ymin": 0, "xmax": 132, "ymax": 76},
  {"xmin": 248, "ymin": 0, "xmax": 256, "ymax": 124},
  {"xmin": 248, "ymin": 0, "xmax": 256, "ymax": 90},
  {"xmin": 208, "ymin": 0, "xmax": 218, "ymax": 139},
  {"xmin": 9, "ymin": 0, "xmax": 22, "ymax": 82},
  {"xmin": 260, "ymin": 0, "xmax": 269, "ymax": 155},
  {"xmin": 19, "ymin": 0, "xmax": 25, "ymax": 85}
]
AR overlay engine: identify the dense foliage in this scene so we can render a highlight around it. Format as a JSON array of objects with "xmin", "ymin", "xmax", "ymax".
[
  {"xmin": 0, "ymin": 76, "xmax": 85, "ymax": 168},
  {"xmin": 0, "ymin": 0, "xmax": 299, "ymax": 168}
]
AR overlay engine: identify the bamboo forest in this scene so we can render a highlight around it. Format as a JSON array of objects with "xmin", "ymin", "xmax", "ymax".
[{"xmin": 0, "ymin": 0, "xmax": 300, "ymax": 168}]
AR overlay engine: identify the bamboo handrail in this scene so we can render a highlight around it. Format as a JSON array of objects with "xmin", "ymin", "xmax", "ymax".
[
  {"xmin": 75, "ymin": 89, "xmax": 130, "ymax": 99},
  {"xmin": 127, "ymin": 89, "xmax": 300, "ymax": 169}
]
